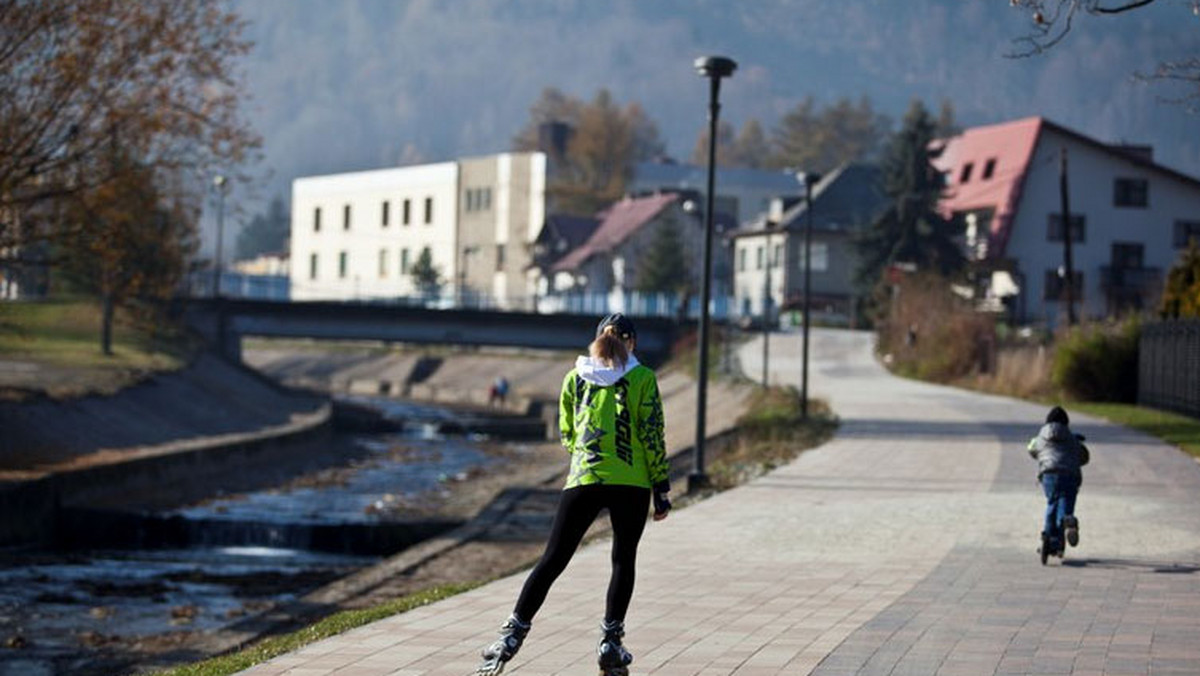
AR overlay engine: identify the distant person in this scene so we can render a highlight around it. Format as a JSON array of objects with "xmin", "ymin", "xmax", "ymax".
[
  {"xmin": 475, "ymin": 313, "xmax": 671, "ymax": 676},
  {"xmin": 1028, "ymin": 405, "xmax": 1089, "ymax": 564},
  {"xmin": 492, "ymin": 375, "xmax": 509, "ymax": 407}
]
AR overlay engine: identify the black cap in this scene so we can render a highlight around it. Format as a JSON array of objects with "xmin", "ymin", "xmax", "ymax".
[
  {"xmin": 596, "ymin": 313, "xmax": 637, "ymax": 341},
  {"xmin": 1046, "ymin": 406, "xmax": 1069, "ymax": 425}
]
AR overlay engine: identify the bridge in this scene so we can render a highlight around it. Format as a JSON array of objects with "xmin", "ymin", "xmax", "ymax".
[{"xmin": 185, "ymin": 299, "xmax": 684, "ymax": 366}]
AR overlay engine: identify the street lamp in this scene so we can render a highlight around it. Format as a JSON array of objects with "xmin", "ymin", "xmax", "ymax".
[
  {"xmin": 690, "ymin": 54, "xmax": 736, "ymax": 492},
  {"xmin": 212, "ymin": 174, "xmax": 228, "ymax": 298},
  {"xmin": 761, "ymin": 202, "xmax": 783, "ymax": 388},
  {"xmin": 797, "ymin": 171, "xmax": 821, "ymax": 419}
]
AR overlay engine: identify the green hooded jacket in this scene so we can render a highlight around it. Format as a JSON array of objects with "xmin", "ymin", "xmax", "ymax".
[{"xmin": 559, "ymin": 354, "xmax": 669, "ymax": 491}]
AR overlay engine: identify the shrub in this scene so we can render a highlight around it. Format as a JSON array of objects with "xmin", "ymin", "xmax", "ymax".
[
  {"xmin": 876, "ymin": 273, "xmax": 995, "ymax": 382},
  {"xmin": 1051, "ymin": 318, "xmax": 1140, "ymax": 402}
]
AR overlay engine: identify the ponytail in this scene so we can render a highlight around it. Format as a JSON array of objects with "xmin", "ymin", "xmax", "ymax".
[{"xmin": 589, "ymin": 325, "xmax": 629, "ymax": 368}]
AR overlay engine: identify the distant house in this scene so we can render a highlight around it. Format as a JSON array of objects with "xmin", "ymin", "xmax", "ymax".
[
  {"xmin": 527, "ymin": 213, "xmax": 600, "ymax": 297},
  {"xmin": 543, "ymin": 193, "xmax": 701, "ymax": 298},
  {"xmin": 730, "ymin": 163, "xmax": 888, "ymax": 324},
  {"xmin": 933, "ymin": 116, "xmax": 1200, "ymax": 325},
  {"xmin": 630, "ymin": 160, "xmax": 803, "ymax": 225}
]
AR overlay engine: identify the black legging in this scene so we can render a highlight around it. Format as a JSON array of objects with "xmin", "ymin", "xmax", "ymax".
[{"xmin": 513, "ymin": 484, "xmax": 651, "ymax": 624}]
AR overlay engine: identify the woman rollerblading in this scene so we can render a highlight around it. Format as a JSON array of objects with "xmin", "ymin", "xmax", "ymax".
[{"xmin": 472, "ymin": 314, "xmax": 671, "ymax": 674}]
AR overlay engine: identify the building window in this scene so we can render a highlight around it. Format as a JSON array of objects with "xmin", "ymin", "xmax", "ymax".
[
  {"xmin": 382, "ymin": 201, "xmax": 390, "ymax": 227},
  {"xmin": 339, "ymin": 251, "xmax": 348, "ymax": 279},
  {"xmin": 403, "ymin": 199, "xmax": 411, "ymax": 225},
  {"xmin": 738, "ymin": 247, "xmax": 746, "ymax": 272},
  {"xmin": 379, "ymin": 248, "xmax": 388, "ymax": 278},
  {"xmin": 313, "ymin": 207, "xmax": 322, "ymax": 232},
  {"xmin": 1174, "ymin": 220, "xmax": 1200, "ymax": 248},
  {"xmin": 756, "ymin": 245, "xmax": 764, "ymax": 270},
  {"xmin": 465, "ymin": 189, "xmax": 475, "ymax": 212},
  {"xmin": 424, "ymin": 197, "xmax": 433, "ymax": 224},
  {"xmin": 1044, "ymin": 269, "xmax": 1084, "ymax": 301},
  {"xmin": 496, "ymin": 243, "xmax": 506, "ymax": 272},
  {"xmin": 400, "ymin": 248, "xmax": 410, "ymax": 274},
  {"xmin": 959, "ymin": 162, "xmax": 974, "ymax": 184},
  {"xmin": 1113, "ymin": 178, "xmax": 1148, "ymax": 208},
  {"xmin": 309, "ymin": 253, "xmax": 318, "ymax": 279},
  {"xmin": 982, "ymin": 158, "xmax": 997, "ymax": 180},
  {"xmin": 796, "ymin": 242, "xmax": 829, "ymax": 272},
  {"xmin": 343, "ymin": 204, "xmax": 351, "ymax": 230},
  {"xmin": 1047, "ymin": 213, "xmax": 1086, "ymax": 243}
]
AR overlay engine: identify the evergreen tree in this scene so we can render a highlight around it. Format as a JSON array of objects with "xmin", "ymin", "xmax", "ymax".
[
  {"xmin": 1160, "ymin": 239, "xmax": 1200, "ymax": 318},
  {"xmin": 855, "ymin": 100, "xmax": 964, "ymax": 289},
  {"xmin": 235, "ymin": 196, "xmax": 289, "ymax": 260},
  {"xmin": 410, "ymin": 247, "xmax": 441, "ymax": 298},
  {"xmin": 634, "ymin": 219, "xmax": 688, "ymax": 294}
]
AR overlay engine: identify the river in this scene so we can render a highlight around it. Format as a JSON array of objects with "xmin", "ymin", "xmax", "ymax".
[{"xmin": 0, "ymin": 396, "xmax": 526, "ymax": 676}]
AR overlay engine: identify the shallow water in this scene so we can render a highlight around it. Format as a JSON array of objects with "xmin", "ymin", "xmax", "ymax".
[{"xmin": 1, "ymin": 396, "xmax": 509, "ymax": 675}]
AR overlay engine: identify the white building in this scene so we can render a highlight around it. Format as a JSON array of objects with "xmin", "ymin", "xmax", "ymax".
[
  {"xmin": 289, "ymin": 153, "xmax": 545, "ymax": 307},
  {"xmin": 934, "ymin": 117, "xmax": 1200, "ymax": 325}
]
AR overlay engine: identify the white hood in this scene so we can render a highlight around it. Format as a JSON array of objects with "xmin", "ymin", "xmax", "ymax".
[{"xmin": 574, "ymin": 353, "xmax": 640, "ymax": 386}]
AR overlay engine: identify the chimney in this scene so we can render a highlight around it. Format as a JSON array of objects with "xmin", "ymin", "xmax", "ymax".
[{"xmin": 538, "ymin": 122, "xmax": 573, "ymax": 160}]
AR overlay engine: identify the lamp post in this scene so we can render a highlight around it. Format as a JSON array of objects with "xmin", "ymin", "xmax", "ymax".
[
  {"xmin": 797, "ymin": 171, "xmax": 820, "ymax": 419},
  {"xmin": 690, "ymin": 54, "xmax": 736, "ymax": 492},
  {"xmin": 761, "ymin": 206, "xmax": 781, "ymax": 388},
  {"xmin": 212, "ymin": 174, "xmax": 228, "ymax": 298}
]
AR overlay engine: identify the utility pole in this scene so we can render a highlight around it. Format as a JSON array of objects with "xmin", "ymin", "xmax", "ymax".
[
  {"xmin": 761, "ymin": 229, "xmax": 772, "ymax": 388},
  {"xmin": 1059, "ymin": 148, "xmax": 1077, "ymax": 326}
]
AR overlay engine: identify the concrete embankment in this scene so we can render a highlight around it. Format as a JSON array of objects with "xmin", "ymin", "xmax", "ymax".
[{"xmin": 0, "ymin": 352, "xmax": 330, "ymax": 546}]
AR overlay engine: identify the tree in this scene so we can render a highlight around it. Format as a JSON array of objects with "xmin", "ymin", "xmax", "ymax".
[
  {"xmin": 409, "ymin": 247, "xmax": 441, "ymax": 298},
  {"xmin": 689, "ymin": 120, "xmax": 736, "ymax": 167},
  {"xmin": 0, "ymin": 0, "xmax": 260, "ymax": 251},
  {"xmin": 58, "ymin": 154, "xmax": 198, "ymax": 354},
  {"xmin": 855, "ymin": 100, "xmax": 965, "ymax": 289},
  {"xmin": 935, "ymin": 99, "xmax": 961, "ymax": 138},
  {"xmin": 1160, "ymin": 238, "xmax": 1200, "ymax": 318},
  {"xmin": 730, "ymin": 119, "xmax": 771, "ymax": 169},
  {"xmin": 1008, "ymin": 0, "xmax": 1199, "ymax": 106},
  {"xmin": 634, "ymin": 220, "xmax": 689, "ymax": 294},
  {"xmin": 235, "ymin": 196, "xmax": 289, "ymax": 260},
  {"xmin": 512, "ymin": 88, "xmax": 666, "ymax": 215},
  {"xmin": 771, "ymin": 96, "xmax": 891, "ymax": 174}
]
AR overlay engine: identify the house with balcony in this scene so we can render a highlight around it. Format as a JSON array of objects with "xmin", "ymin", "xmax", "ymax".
[{"xmin": 933, "ymin": 116, "xmax": 1200, "ymax": 325}]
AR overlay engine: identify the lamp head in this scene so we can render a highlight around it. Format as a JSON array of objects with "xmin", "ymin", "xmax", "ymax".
[
  {"xmin": 694, "ymin": 55, "xmax": 737, "ymax": 79},
  {"xmin": 213, "ymin": 174, "xmax": 227, "ymax": 189},
  {"xmin": 796, "ymin": 172, "xmax": 821, "ymax": 188}
]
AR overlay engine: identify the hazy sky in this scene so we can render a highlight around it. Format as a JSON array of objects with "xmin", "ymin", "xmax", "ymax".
[{"xmin": 212, "ymin": 0, "xmax": 1200, "ymax": 252}]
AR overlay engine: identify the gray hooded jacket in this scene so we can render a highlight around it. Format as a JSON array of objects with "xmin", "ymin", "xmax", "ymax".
[{"xmin": 1027, "ymin": 422, "xmax": 1089, "ymax": 478}]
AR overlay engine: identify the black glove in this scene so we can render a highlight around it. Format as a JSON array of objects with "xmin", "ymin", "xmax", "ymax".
[{"xmin": 653, "ymin": 490, "xmax": 671, "ymax": 518}]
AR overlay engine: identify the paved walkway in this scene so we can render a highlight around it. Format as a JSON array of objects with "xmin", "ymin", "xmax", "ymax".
[{"xmin": 240, "ymin": 329, "xmax": 1200, "ymax": 676}]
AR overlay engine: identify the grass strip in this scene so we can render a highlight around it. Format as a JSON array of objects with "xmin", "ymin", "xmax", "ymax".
[
  {"xmin": 152, "ymin": 582, "xmax": 480, "ymax": 676},
  {"xmin": 1070, "ymin": 402, "xmax": 1200, "ymax": 459}
]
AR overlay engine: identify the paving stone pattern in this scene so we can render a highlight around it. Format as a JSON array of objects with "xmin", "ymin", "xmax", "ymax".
[{"xmin": 240, "ymin": 329, "xmax": 1200, "ymax": 675}]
